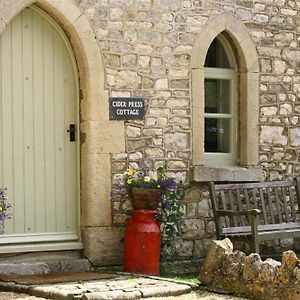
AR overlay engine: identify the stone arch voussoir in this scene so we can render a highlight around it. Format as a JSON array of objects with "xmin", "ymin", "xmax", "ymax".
[{"xmin": 191, "ymin": 12, "xmax": 259, "ymax": 73}]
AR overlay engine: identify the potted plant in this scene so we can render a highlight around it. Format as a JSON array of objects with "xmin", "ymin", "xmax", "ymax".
[
  {"xmin": 124, "ymin": 167, "xmax": 177, "ymax": 210},
  {"xmin": 0, "ymin": 188, "xmax": 11, "ymax": 233}
]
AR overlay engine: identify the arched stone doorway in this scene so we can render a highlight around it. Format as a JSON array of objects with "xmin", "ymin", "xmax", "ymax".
[{"xmin": 0, "ymin": 0, "xmax": 125, "ymax": 264}]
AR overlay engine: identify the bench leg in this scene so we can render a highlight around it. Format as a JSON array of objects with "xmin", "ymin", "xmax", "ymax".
[{"xmin": 250, "ymin": 215, "xmax": 259, "ymax": 254}]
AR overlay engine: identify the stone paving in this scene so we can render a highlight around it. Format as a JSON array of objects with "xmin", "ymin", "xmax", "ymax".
[
  {"xmin": 0, "ymin": 290, "xmax": 249, "ymax": 300},
  {"xmin": 0, "ymin": 276, "xmax": 193, "ymax": 300}
]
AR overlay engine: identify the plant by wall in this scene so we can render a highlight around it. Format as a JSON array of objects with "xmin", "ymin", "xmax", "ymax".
[{"xmin": 157, "ymin": 185, "xmax": 185, "ymax": 261}]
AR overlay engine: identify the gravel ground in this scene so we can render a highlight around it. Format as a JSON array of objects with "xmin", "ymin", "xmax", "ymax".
[{"xmin": 0, "ymin": 291, "xmax": 249, "ymax": 299}]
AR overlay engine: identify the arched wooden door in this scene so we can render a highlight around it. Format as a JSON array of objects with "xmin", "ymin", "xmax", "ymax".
[{"xmin": 0, "ymin": 6, "xmax": 81, "ymax": 252}]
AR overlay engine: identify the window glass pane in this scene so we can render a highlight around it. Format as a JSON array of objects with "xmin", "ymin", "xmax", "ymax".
[
  {"xmin": 205, "ymin": 79, "xmax": 230, "ymax": 113},
  {"xmin": 204, "ymin": 37, "xmax": 231, "ymax": 68},
  {"xmin": 205, "ymin": 118, "xmax": 231, "ymax": 153}
]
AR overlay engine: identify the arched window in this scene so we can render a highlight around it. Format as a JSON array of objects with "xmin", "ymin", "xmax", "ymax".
[{"xmin": 204, "ymin": 34, "xmax": 238, "ymax": 166}]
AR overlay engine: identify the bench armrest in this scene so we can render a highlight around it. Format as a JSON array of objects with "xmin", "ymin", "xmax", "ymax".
[{"xmin": 215, "ymin": 209, "xmax": 261, "ymax": 217}]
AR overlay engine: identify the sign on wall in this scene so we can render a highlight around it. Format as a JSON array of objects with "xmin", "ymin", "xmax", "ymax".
[{"xmin": 109, "ymin": 97, "xmax": 145, "ymax": 120}]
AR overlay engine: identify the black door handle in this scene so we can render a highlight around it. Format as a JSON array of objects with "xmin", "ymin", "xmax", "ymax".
[{"xmin": 67, "ymin": 124, "xmax": 76, "ymax": 142}]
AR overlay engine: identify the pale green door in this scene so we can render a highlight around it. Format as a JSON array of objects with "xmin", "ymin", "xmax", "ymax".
[{"xmin": 0, "ymin": 6, "xmax": 81, "ymax": 252}]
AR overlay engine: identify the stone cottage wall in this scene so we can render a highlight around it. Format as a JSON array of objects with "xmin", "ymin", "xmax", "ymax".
[{"xmin": 75, "ymin": 0, "xmax": 300, "ymax": 264}]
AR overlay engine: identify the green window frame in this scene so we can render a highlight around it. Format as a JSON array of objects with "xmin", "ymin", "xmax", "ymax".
[{"xmin": 204, "ymin": 34, "xmax": 238, "ymax": 166}]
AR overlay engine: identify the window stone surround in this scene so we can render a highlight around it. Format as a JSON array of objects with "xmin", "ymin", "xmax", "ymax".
[{"xmin": 191, "ymin": 13, "xmax": 259, "ymax": 172}]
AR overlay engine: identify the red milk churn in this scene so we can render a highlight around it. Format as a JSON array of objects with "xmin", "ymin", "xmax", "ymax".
[{"xmin": 123, "ymin": 209, "xmax": 161, "ymax": 275}]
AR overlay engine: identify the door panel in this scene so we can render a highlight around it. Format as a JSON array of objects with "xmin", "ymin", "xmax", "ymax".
[{"xmin": 0, "ymin": 6, "xmax": 80, "ymax": 251}]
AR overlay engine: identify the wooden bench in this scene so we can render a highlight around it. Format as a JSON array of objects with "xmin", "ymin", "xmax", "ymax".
[{"xmin": 209, "ymin": 177, "xmax": 300, "ymax": 253}]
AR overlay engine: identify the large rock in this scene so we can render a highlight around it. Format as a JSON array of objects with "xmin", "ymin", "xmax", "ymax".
[
  {"xmin": 199, "ymin": 238, "xmax": 233, "ymax": 285},
  {"xmin": 199, "ymin": 239, "xmax": 300, "ymax": 300}
]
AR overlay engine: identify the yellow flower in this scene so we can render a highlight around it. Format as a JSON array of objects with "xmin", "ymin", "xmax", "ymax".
[
  {"xmin": 127, "ymin": 179, "xmax": 133, "ymax": 184},
  {"xmin": 127, "ymin": 169, "xmax": 135, "ymax": 175},
  {"xmin": 0, "ymin": 206, "xmax": 3, "ymax": 212},
  {"xmin": 144, "ymin": 176, "xmax": 150, "ymax": 182},
  {"xmin": 157, "ymin": 185, "xmax": 161, "ymax": 188},
  {"xmin": 153, "ymin": 176, "xmax": 158, "ymax": 181}
]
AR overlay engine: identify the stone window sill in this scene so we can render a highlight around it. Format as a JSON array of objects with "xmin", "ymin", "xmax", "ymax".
[{"xmin": 191, "ymin": 165, "xmax": 265, "ymax": 183}]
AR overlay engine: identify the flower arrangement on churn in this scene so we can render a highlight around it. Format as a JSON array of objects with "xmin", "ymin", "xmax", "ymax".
[
  {"xmin": 124, "ymin": 167, "xmax": 177, "ymax": 210},
  {"xmin": 0, "ymin": 188, "xmax": 11, "ymax": 233}
]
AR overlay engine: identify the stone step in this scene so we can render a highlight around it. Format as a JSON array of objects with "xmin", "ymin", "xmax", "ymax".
[{"xmin": 0, "ymin": 251, "xmax": 91, "ymax": 275}]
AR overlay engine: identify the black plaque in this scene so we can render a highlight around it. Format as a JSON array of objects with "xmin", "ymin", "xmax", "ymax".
[{"xmin": 109, "ymin": 97, "xmax": 145, "ymax": 120}]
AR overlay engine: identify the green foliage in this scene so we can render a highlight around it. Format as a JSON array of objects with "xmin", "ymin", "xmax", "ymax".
[{"xmin": 157, "ymin": 185, "xmax": 185, "ymax": 261}]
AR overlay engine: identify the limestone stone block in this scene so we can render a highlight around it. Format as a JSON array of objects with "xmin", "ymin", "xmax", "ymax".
[
  {"xmin": 197, "ymin": 199, "xmax": 211, "ymax": 218},
  {"xmin": 165, "ymin": 55, "xmax": 190, "ymax": 66},
  {"xmin": 166, "ymin": 160, "xmax": 187, "ymax": 169},
  {"xmin": 290, "ymin": 127, "xmax": 300, "ymax": 147},
  {"xmin": 81, "ymin": 120, "xmax": 125, "ymax": 154},
  {"xmin": 237, "ymin": 8, "xmax": 251, "ymax": 21},
  {"xmin": 281, "ymin": 8, "xmax": 297, "ymax": 15},
  {"xmin": 174, "ymin": 240, "xmax": 194, "ymax": 258},
  {"xmin": 109, "ymin": 7, "xmax": 124, "ymax": 19},
  {"xmin": 82, "ymin": 227, "xmax": 125, "ymax": 266},
  {"xmin": 169, "ymin": 68, "xmax": 189, "ymax": 77},
  {"xmin": 167, "ymin": 98, "xmax": 189, "ymax": 107},
  {"xmin": 126, "ymin": 125, "xmax": 142, "ymax": 138},
  {"xmin": 293, "ymin": 83, "xmax": 300, "ymax": 95},
  {"xmin": 155, "ymin": 78, "xmax": 168, "ymax": 89},
  {"xmin": 149, "ymin": 107, "xmax": 170, "ymax": 115},
  {"xmin": 129, "ymin": 151, "xmax": 143, "ymax": 160},
  {"xmin": 144, "ymin": 147, "xmax": 165, "ymax": 158},
  {"xmin": 282, "ymin": 49, "xmax": 300, "ymax": 61},
  {"xmin": 257, "ymin": 46, "xmax": 281, "ymax": 58},
  {"xmin": 122, "ymin": 54, "xmax": 137, "ymax": 67},
  {"xmin": 115, "ymin": 70, "xmax": 142, "ymax": 88},
  {"xmin": 186, "ymin": 16, "xmax": 207, "ymax": 28},
  {"xmin": 184, "ymin": 187, "xmax": 203, "ymax": 203},
  {"xmin": 186, "ymin": 202, "xmax": 197, "ymax": 218},
  {"xmin": 279, "ymin": 103, "xmax": 292, "ymax": 115},
  {"xmin": 81, "ymin": 154, "xmax": 112, "ymax": 227},
  {"xmin": 138, "ymin": 55, "xmax": 151, "ymax": 67},
  {"xmin": 143, "ymin": 128, "xmax": 163, "ymax": 136},
  {"xmin": 254, "ymin": 14, "xmax": 269, "ymax": 23},
  {"xmin": 273, "ymin": 59, "xmax": 286, "ymax": 74},
  {"xmin": 260, "ymin": 106, "xmax": 277, "ymax": 116},
  {"xmin": 164, "ymin": 132, "xmax": 189, "ymax": 150},
  {"xmin": 260, "ymin": 126, "xmax": 288, "ymax": 145},
  {"xmin": 153, "ymin": 0, "xmax": 181, "ymax": 10},
  {"xmin": 182, "ymin": 219, "xmax": 205, "ymax": 238},
  {"xmin": 127, "ymin": 139, "xmax": 148, "ymax": 151}
]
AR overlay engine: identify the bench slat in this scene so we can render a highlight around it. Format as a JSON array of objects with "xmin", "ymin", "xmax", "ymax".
[
  {"xmin": 252, "ymin": 188, "xmax": 258, "ymax": 210},
  {"xmin": 236, "ymin": 189, "xmax": 247, "ymax": 226},
  {"xmin": 222, "ymin": 228, "xmax": 300, "ymax": 241},
  {"xmin": 258, "ymin": 187, "xmax": 268, "ymax": 225},
  {"xmin": 228, "ymin": 190, "xmax": 237, "ymax": 227},
  {"xmin": 222, "ymin": 222, "xmax": 300, "ymax": 234},
  {"xmin": 213, "ymin": 180, "xmax": 296, "ymax": 191},
  {"xmin": 266, "ymin": 187, "xmax": 275, "ymax": 224},
  {"xmin": 281, "ymin": 186, "xmax": 289, "ymax": 222},
  {"xmin": 296, "ymin": 177, "xmax": 300, "ymax": 208},
  {"xmin": 220, "ymin": 190, "xmax": 229, "ymax": 227},
  {"xmin": 289, "ymin": 186, "xmax": 297, "ymax": 221},
  {"xmin": 274, "ymin": 187, "xmax": 283, "ymax": 223}
]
